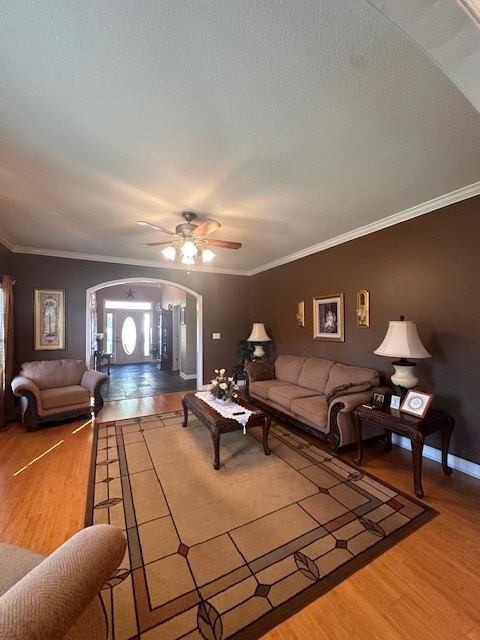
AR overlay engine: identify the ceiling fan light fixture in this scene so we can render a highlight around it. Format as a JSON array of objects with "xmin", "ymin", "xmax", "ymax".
[
  {"xmin": 181, "ymin": 254, "xmax": 195, "ymax": 265},
  {"xmin": 180, "ymin": 240, "xmax": 197, "ymax": 259},
  {"xmin": 161, "ymin": 245, "xmax": 176, "ymax": 261},
  {"xmin": 201, "ymin": 248, "xmax": 216, "ymax": 262}
]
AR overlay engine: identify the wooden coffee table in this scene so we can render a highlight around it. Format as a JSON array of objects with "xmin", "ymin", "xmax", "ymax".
[{"xmin": 181, "ymin": 392, "xmax": 271, "ymax": 469}]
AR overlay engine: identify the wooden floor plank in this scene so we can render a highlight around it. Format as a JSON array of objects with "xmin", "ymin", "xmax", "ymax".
[{"xmin": 1, "ymin": 391, "xmax": 479, "ymax": 638}]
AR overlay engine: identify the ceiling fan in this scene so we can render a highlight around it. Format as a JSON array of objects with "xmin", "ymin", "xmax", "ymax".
[{"xmin": 137, "ymin": 212, "xmax": 242, "ymax": 265}]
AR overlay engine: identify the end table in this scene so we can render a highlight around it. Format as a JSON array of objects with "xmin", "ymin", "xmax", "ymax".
[{"xmin": 352, "ymin": 404, "xmax": 454, "ymax": 498}]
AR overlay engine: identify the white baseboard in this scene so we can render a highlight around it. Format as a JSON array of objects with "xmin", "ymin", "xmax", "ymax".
[
  {"xmin": 179, "ymin": 372, "xmax": 197, "ymax": 380},
  {"xmin": 392, "ymin": 434, "xmax": 480, "ymax": 480}
]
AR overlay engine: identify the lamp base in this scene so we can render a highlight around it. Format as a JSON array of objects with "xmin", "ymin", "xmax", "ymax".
[
  {"xmin": 252, "ymin": 344, "xmax": 265, "ymax": 359},
  {"xmin": 391, "ymin": 359, "xmax": 418, "ymax": 396}
]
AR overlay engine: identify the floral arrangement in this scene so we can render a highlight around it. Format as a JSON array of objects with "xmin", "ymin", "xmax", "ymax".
[{"xmin": 209, "ymin": 368, "xmax": 239, "ymax": 402}]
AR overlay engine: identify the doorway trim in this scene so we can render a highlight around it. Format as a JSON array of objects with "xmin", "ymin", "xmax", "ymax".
[{"xmin": 85, "ymin": 277, "xmax": 203, "ymax": 387}]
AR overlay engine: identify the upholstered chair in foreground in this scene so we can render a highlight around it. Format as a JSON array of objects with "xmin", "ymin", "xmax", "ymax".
[{"xmin": 0, "ymin": 524, "xmax": 126, "ymax": 639}]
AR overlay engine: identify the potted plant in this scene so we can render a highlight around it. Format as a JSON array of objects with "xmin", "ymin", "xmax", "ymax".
[{"xmin": 236, "ymin": 338, "xmax": 255, "ymax": 363}]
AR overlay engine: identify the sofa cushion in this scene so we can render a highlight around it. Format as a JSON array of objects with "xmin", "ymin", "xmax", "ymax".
[
  {"xmin": 0, "ymin": 544, "xmax": 44, "ymax": 597},
  {"xmin": 268, "ymin": 384, "xmax": 318, "ymax": 411},
  {"xmin": 41, "ymin": 385, "xmax": 90, "ymax": 410},
  {"xmin": 324, "ymin": 363, "xmax": 379, "ymax": 396},
  {"xmin": 19, "ymin": 360, "xmax": 87, "ymax": 391},
  {"xmin": 274, "ymin": 355, "xmax": 306, "ymax": 384},
  {"xmin": 297, "ymin": 357, "xmax": 335, "ymax": 393},
  {"xmin": 249, "ymin": 379, "xmax": 290, "ymax": 401},
  {"xmin": 291, "ymin": 395, "xmax": 329, "ymax": 432}
]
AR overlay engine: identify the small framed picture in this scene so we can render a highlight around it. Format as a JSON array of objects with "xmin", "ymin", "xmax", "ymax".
[
  {"xmin": 400, "ymin": 390, "xmax": 433, "ymax": 418},
  {"xmin": 373, "ymin": 392, "xmax": 385, "ymax": 407},
  {"xmin": 390, "ymin": 394, "xmax": 401, "ymax": 410}
]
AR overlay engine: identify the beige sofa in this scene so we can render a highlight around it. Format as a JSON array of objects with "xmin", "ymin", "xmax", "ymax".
[
  {"xmin": 11, "ymin": 359, "xmax": 108, "ymax": 429},
  {"xmin": 244, "ymin": 355, "xmax": 388, "ymax": 449},
  {"xmin": 0, "ymin": 524, "xmax": 126, "ymax": 640}
]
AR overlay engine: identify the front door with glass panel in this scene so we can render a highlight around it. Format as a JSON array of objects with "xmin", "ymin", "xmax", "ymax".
[{"xmin": 105, "ymin": 305, "xmax": 151, "ymax": 365}]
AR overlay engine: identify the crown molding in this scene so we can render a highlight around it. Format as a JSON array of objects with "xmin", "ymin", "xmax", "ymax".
[
  {"xmin": 4, "ymin": 181, "xmax": 479, "ymax": 277},
  {"xmin": 10, "ymin": 246, "xmax": 249, "ymax": 277},
  {"xmin": 248, "ymin": 181, "xmax": 480, "ymax": 275}
]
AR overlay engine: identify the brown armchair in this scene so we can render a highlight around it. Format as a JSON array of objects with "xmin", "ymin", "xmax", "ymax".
[{"xmin": 11, "ymin": 359, "xmax": 108, "ymax": 430}]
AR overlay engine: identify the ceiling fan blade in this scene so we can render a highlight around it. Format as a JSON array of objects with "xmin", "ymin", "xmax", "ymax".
[
  {"xmin": 194, "ymin": 219, "xmax": 221, "ymax": 237},
  {"xmin": 142, "ymin": 241, "xmax": 172, "ymax": 247},
  {"xmin": 137, "ymin": 220, "xmax": 176, "ymax": 235},
  {"xmin": 205, "ymin": 238, "xmax": 242, "ymax": 250}
]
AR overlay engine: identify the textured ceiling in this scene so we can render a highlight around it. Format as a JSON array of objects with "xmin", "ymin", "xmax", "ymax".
[{"xmin": 1, "ymin": 0, "xmax": 479, "ymax": 275}]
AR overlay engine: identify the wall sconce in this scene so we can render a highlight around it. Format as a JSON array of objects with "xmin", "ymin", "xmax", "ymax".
[
  {"xmin": 296, "ymin": 301, "xmax": 305, "ymax": 327},
  {"xmin": 356, "ymin": 290, "xmax": 370, "ymax": 328}
]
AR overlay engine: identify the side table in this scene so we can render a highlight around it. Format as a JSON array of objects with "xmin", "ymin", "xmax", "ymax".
[{"xmin": 352, "ymin": 405, "xmax": 454, "ymax": 498}]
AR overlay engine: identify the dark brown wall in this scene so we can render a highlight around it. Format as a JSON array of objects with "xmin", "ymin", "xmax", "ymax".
[
  {"xmin": 10, "ymin": 256, "xmax": 251, "ymax": 384},
  {"xmin": 5, "ymin": 195, "xmax": 479, "ymax": 463},
  {"xmin": 250, "ymin": 197, "xmax": 480, "ymax": 464}
]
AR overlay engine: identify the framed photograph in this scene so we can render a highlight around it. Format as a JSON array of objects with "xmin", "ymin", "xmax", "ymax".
[
  {"xmin": 390, "ymin": 394, "xmax": 401, "ymax": 410},
  {"xmin": 34, "ymin": 289, "xmax": 66, "ymax": 350},
  {"xmin": 313, "ymin": 294, "xmax": 344, "ymax": 341},
  {"xmin": 373, "ymin": 392, "xmax": 385, "ymax": 408},
  {"xmin": 180, "ymin": 306, "xmax": 186, "ymax": 325},
  {"xmin": 400, "ymin": 390, "xmax": 433, "ymax": 418},
  {"xmin": 296, "ymin": 300, "xmax": 305, "ymax": 327}
]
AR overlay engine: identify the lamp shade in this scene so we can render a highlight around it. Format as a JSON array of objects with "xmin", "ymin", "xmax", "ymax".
[
  {"xmin": 374, "ymin": 320, "xmax": 431, "ymax": 359},
  {"xmin": 247, "ymin": 323, "xmax": 271, "ymax": 343}
]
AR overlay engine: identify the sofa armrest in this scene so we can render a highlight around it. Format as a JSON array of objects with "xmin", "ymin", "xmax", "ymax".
[
  {"xmin": 0, "ymin": 525, "xmax": 126, "ymax": 640},
  {"xmin": 80, "ymin": 369, "xmax": 109, "ymax": 394},
  {"xmin": 329, "ymin": 389, "xmax": 377, "ymax": 414},
  {"xmin": 11, "ymin": 376, "xmax": 42, "ymax": 405}
]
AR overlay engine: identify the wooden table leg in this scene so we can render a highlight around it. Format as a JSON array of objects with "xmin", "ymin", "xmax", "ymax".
[
  {"xmin": 353, "ymin": 414, "xmax": 363, "ymax": 466},
  {"xmin": 181, "ymin": 397, "xmax": 189, "ymax": 428},
  {"xmin": 442, "ymin": 416, "xmax": 454, "ymax": 476},
  {"xmin": 385, "ymin": 429, "xmax": 392, "ymax": 451},
  {"xmin": 213, "ymin": 434, "xmax": 220, "ymax": 470},
  {"xmin": 263, "ymin": 416, "xmax": 271, "ymax": 456},
  {"xmin": 411, "ymin": 437, "xmax": 425, "ymax": 498}
]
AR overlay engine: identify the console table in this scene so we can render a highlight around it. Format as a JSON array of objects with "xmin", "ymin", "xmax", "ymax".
[{"xmin": 352, "ymin": 405, "xmax": 454, "ymax": 498}]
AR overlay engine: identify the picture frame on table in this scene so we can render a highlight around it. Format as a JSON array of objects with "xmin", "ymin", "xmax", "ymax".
[
  {"xmin": 313, "ymin": 294, "xmax": 344, "ymax": 342},
  {"xmin": 34, "ymin": 288, "xmax": 66, "ymax": 350},
  {"xmin": 400, "ymin": 390, "xmax": 433, "ymax": 418}
]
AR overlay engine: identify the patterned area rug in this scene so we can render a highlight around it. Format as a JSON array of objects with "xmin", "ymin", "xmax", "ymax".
[{"xmin": 86, "ymin": 411, "xmax": 436, "ymax": 639}]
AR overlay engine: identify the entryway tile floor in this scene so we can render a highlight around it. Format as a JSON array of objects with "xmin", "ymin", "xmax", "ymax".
[{"xmin": 101, "ymin": 362, "xmax": 197, "ymax": 401}]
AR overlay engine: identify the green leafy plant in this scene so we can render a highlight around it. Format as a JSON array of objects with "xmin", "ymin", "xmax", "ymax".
[{"xmin": 236, "ymin": 338, "xmax": 255, "ymax": 363}]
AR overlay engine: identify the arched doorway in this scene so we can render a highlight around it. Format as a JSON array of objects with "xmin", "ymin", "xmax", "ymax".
[{"xmin": 85, "ymin": 277, "xmax": 203, "ymax": 389}]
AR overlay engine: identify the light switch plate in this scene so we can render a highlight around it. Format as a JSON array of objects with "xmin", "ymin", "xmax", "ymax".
[{"xmin": 212, "ymin": 333, "xmax": 221, "ymax": 339}]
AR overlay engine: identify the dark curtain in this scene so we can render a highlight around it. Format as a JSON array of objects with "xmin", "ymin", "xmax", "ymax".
[{"xmin": 0, "ymin": 275, "xmax": 15, "ymax": 426}]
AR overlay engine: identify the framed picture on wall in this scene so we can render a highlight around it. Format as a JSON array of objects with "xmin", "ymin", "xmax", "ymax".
[
  {"xmin": 34, "ymin": 288, "xmax": 66, "ymax": 350},
  {"xmin": 313, "ymin": 294, "xmax": 344, "ymax": 341}
]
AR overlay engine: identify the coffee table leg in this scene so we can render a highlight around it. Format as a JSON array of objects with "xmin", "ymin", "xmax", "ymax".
[
  {"xmin": 213, "ymin": 435, "xmax": 220, "ymax": 470},
  {"xmin": 181, "ymin": 397, "xmax": 189, "ymax": 428},
  {"xmin": 263, "ymin": 416, "xmax": 271, "ymax": 456}
]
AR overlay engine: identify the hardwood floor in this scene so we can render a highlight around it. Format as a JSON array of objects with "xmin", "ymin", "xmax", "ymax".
[{"xmin": 1, "ymin": 393, "xmax": 479, "ymax": 638}]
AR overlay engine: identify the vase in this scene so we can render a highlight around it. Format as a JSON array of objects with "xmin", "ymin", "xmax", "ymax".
[{"xmin": 214, "ymin": 397, "xmax": 230, "ymax": 404}]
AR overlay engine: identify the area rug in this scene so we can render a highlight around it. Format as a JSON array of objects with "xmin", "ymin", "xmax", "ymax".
[{"xmin": 85, "ymin": 411, "xmax": 436, "ymax": 640}]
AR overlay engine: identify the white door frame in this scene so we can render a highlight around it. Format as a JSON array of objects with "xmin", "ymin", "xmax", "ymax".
[{"xmin": 85, "ymin": 277, "xmax": 202, "ymax": 386}]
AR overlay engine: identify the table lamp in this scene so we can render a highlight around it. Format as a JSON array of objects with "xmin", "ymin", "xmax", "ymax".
[
  {"xmin": 374, "ymin": 316, "xmax": 431, "ymax": 396},
  {"xmin": 247, "ymin": 323, "xmax": 272, "ymax": 359}
]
